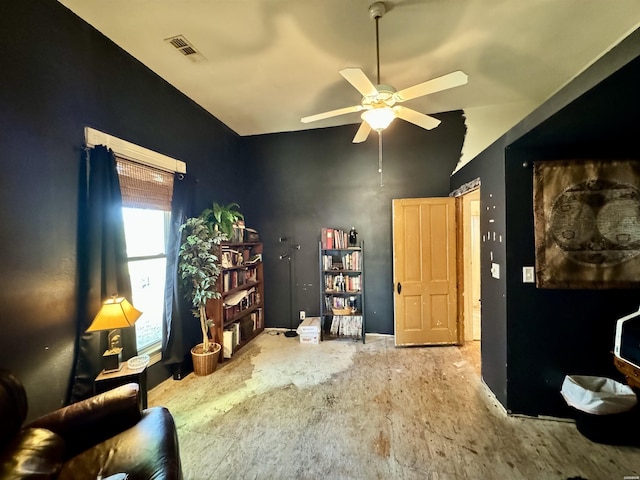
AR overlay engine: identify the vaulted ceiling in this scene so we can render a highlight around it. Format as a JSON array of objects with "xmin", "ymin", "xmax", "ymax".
[{"xmin": 58, "ymin": 0, "xmax": 640, "ymax": 166}]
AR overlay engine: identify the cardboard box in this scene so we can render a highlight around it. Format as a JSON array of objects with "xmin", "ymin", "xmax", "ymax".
[
  {"xmin": 300, "ymin": 334, "xmax": 319, "ymax": 344},
  {"xmin": 297, "ymin": 317, "xmax": 321, "ymax": 335},
  {"xmin": 296, "ymin": 317, "xmax": 320, "ymax": 344}
]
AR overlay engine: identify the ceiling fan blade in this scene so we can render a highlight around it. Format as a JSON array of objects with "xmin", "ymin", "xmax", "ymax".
[
  {"xmin": 396, "ymin": 71, "xmax": 468, "ymax": 102},
  {"xmin": 352, "ymin": 121, "xmax": 372, "ymax": 143},
  {"xmin": 394, "ymin": 106, "xmax": 441, "ymax": 130},
  {"xmin": 340, "ymin": 68, "xmax": 379, "ymax": 97},
  {"xmin": 301, "ymin": 105, "xmax": 363, "ymax": 123}
]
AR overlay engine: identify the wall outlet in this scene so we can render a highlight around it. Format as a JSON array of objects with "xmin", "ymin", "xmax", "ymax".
[{"xmin": 299, "ymin": 310, "xmax": 306, "ymax": 320}]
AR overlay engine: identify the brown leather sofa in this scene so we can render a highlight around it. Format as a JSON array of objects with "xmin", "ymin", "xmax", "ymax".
[{"xmin": 0, "ymin": 369, "xmax": 182, "ymax": 479}]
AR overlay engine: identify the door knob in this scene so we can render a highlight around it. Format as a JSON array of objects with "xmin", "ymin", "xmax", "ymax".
[{"xmin": 397, "ymin": 282, "xmax": 402, "ymax": 294}]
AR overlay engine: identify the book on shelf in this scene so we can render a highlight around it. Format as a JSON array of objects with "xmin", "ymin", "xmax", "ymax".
[
  {"xmin": 245, "ymin": 227, "xmax": 259, "ymax": 242},
  {"xmin": 321, "ymin": 251, "xmax": 361, "ymax": 271},
  {"xmin": 221, "ymin": 249, "xmax": 242, "ymax": 268},
  {"xmin": 222, "ymin": 268, "xmax": 258, "ymax": 293},
  {"xmin": 246, "ymin": 266, "xmax": 257, "ymax": 282},
  {"xmin": 330, "ymin": 316, "xmax": 340, "ymax": 335},
  {"xmin": 256, "ymin": 307, "xmax": 263, "ymax": 329},
  {"xmin": 324, "ymin": 274, "xmax": 361, "ymax": 292},
  {"xmin": 346, "ymin": 275, "xmax": 361, "ymax": 292},
  {"xmin": 232, "ymin": 322, "xmax": 241, "ymax": 347},
  {"xmin": 328, "ymin": 315, "xmax": 363, "ymax": 339},
  {"xmin": 222, "ymin": 328, "xmax": 234, "ymax": 358},
  {"xmin": 338, "ymin": 251, "xmax": 360, "ymax": 270},
  {"xmin": 321, "ymin": 228, "xmax": 354, "ymax": 250},
  {"xmin": 326, "ymin": 228, "xmax": 333, "ymax": 249}
]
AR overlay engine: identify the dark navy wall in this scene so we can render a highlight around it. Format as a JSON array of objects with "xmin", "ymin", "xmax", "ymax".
[
  {"xmin": 451, "ymin": 141, "xmax": 508, "ymax": 408},
  {"xmin": 504, "ymin": 50, "xmax": 640, "ymax": 417},
  {"xmin": 0, "ymin": 0, "xmax": 243, "ymax": 419},
  {"xmin": 451, "ymin": 28, "xmax": 640, "ymax": 417},
  {"xmin": 242, "ymin": 115, "xmax": 466, "ymax": 335}
]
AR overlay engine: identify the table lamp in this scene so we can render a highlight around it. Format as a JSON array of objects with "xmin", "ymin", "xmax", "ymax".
[{"xmin": 86, "ymin": 295, "xmax": 142, "ymax": 373}]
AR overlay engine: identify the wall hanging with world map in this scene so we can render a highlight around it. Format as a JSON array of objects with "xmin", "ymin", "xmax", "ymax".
[{"xmin": 533, "ymin": 159, "xmax": 640, "ymax": 289}]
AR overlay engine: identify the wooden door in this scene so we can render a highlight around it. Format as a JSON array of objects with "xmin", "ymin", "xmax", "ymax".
[{"xmin": 393, "ymin": 198, "xmax": 458, "ymax": 346}]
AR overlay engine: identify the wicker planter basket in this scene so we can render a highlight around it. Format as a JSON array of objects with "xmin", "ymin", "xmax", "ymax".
[
  {"xmin": 332, "ymin": 307, "xmax": 352, "ymax": 315},
  {"xmin": 191, "ymin": 342, "xmax": 221, "ymax": 376}
]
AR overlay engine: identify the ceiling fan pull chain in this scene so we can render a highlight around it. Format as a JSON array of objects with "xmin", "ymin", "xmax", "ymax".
[{"xmin": 378, "ymin": 131, "xmax": 384, "ymax": 187}]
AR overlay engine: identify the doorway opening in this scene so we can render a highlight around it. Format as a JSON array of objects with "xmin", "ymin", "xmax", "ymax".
[{"xmin": 461, "ymin": 187, "xmax": 481, "ymax": 376}]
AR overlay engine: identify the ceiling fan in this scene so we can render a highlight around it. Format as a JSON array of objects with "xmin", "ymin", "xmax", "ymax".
[{"xmin": 301, "ymin": 1, "xmax": 468, "ymax": 143}]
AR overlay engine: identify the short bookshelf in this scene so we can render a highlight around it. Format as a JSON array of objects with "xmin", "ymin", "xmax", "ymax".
[{"xmin": 319, "ymin": 229, "xmax": 365, "ymax": 343}]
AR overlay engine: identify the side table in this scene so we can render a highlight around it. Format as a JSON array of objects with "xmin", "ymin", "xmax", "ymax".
[{"xmin": 94, "ymin": 363, "xmax": 148, "ymax": 409}]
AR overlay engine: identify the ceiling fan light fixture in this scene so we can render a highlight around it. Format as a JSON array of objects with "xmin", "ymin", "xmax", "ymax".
[
  {"xmin": 300, "ymin": 0, "xmax": 467, "ymax": 148},
  {"xmin": 362, "ymin": 107, "xmax": 396, "ymax": 131}
]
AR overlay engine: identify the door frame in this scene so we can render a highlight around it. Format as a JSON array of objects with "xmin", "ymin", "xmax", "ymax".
[
  {"xmin": 391, "ymin": 181, "xmax": 481, "ymax": 347},
  {"xmin": 458, "ymin": 187, "xmax": 481, "ymax": 343}
]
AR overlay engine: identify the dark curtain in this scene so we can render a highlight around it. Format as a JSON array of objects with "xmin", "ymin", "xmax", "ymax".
[
  {"xmin": 162, "ymin": 174, "xmax": 198, "ymax": 378},
  {"xmin": 68, "ymin": 145, "xmax": 136, "ymax": 403}
]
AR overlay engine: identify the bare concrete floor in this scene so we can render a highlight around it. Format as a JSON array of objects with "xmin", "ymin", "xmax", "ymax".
[{"xmin": 149, "ymin": 333, "xmax": 640, "ymax": 479}]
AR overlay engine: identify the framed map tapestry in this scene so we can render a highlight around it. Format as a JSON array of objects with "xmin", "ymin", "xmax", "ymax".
[{"xmin": 533, "ymin": 159, "xmax": 640, "ymax": 289}]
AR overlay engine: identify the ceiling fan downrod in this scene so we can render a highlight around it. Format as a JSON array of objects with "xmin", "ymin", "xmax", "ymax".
[
  {"xmin": 370, "ymin": 2, "xmax": 387, "ymax": 187},
  {"xmin": 369, "ymin": 2, "xmax": 386, "ymax": 85}
]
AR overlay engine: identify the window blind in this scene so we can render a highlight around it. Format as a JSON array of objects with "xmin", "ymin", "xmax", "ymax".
[{"xmin": 116, "ymin": 156, "xmax": 174, "ymax": 211}]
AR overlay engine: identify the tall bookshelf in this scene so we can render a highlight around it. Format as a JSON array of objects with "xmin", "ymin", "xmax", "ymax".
[
  {"xmin": 206, "ymin": 242, "xmax": 264, "ymax": 361},
  {"xmin": 319, "ymin": 229, "xmax": 365, "ymax": 343}
]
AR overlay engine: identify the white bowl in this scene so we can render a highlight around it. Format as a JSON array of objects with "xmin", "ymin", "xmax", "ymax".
[{"xmin": 127, "ymin": 354, "xmax": 150, "ymax": 370}]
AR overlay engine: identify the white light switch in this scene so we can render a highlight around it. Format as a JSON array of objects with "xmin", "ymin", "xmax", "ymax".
[
  {"xmin": 491, "ymin": 262, "xmax": 500, "ymax": 279},
  {"xmin": 523, "ymin": 266, "xmax": 535, "ymax": 283}
]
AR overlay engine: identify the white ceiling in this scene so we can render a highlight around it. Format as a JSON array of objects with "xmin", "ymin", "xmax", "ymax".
[{"xmin": 58, "ymin": 0, "xmax": 640, "ymax": 165}]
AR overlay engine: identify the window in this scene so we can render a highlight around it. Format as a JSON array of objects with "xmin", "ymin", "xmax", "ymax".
[
  {"xmin": 84, "ymin": 127, "xmax": 186, "ymax": 361},
  {"xmin": 117, "ymin": 157, "xmax": 174, "ymax": 359},
  {"xmin": 122, "ymin": 208, "xmax": 169, "ymax": 353}
]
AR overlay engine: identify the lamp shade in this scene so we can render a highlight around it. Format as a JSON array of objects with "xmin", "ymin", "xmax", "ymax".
[
  {"xmin": 86, "ymin": 296, "xmax": 142, "ymax": 332},
  {"xmin": 361, "ymin": 107, "xmax": 396, "ymax": 131}
]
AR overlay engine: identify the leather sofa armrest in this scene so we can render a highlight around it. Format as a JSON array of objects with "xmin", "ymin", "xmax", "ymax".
[
  {"xmin": 0, "ymin": 428, "xmax": 65, "ymax": 479},
  {"xmin": 58, "ymin": 407, "xmax": 182, "ymax": 480},
  {"xmin": 25, "ymin": 383, "xmax": 142, "ymax": 459}
]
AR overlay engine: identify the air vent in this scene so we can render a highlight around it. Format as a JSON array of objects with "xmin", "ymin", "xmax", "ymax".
[{"xmin": 164, "ymin": 35, "xmax": 206, "ymax": 63}]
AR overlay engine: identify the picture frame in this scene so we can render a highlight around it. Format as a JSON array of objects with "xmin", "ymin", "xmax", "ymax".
[{"xmin": 533, "ymin": 159, "xmax": 640, "ymax": 288}]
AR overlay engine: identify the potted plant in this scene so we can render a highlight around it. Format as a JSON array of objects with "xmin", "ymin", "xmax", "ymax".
[
  {"xmin": 200, "ymin": 202, "xmax": 245, "ymax": 240},
  {"xmin": 178, "ymin": 216, "xmax": 227, "ymax": 376}
]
